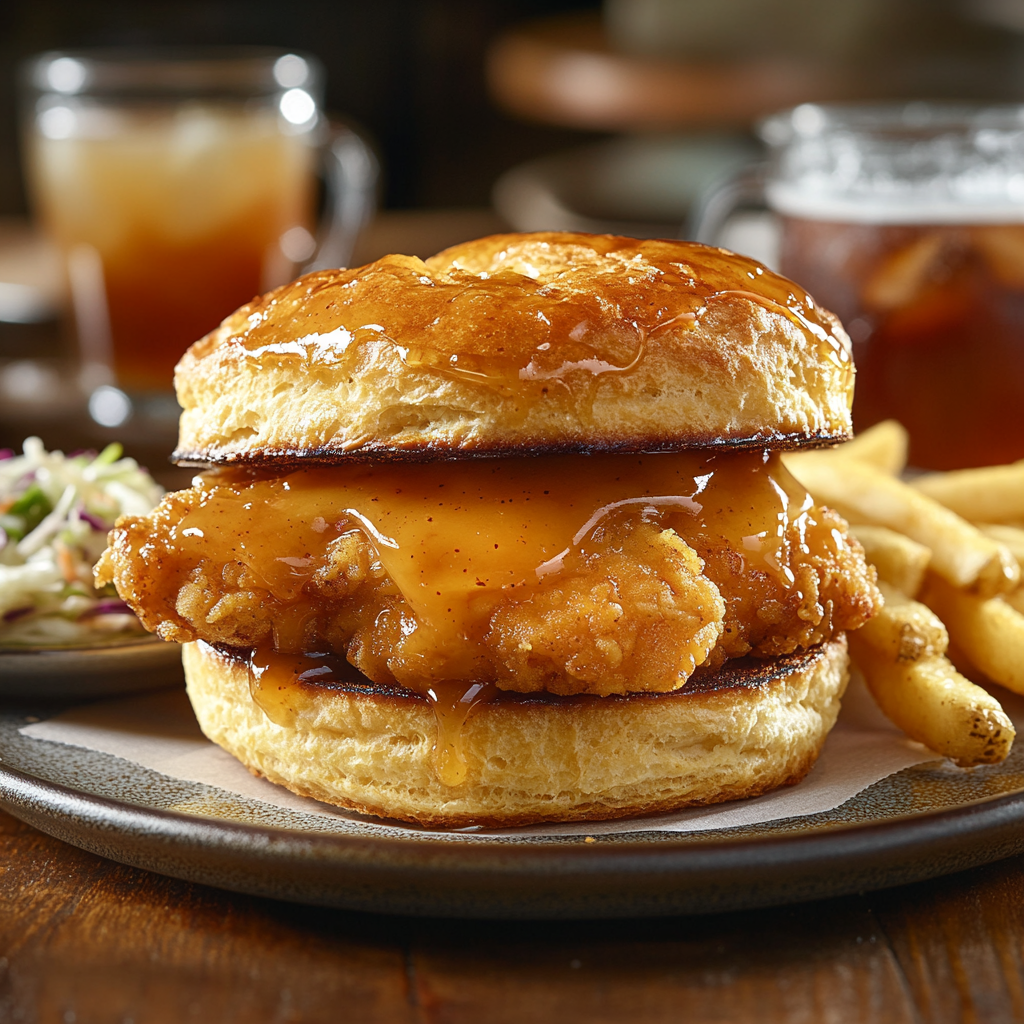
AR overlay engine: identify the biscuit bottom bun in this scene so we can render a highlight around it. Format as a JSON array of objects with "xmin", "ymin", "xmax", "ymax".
[{"xmin": 183, "ymin": 636, "xmax": 849, "ymax": 828}]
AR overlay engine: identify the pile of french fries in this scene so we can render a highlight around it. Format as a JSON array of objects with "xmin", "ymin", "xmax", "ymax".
[{"xmin": 785, "ymin": 421, "xmax": 1024, "ymax": 767}]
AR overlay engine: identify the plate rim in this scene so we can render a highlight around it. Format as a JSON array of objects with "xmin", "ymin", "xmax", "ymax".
[
  {"xmin": 0, "ymin": 638, "xmax": 184, "ymax": 696},
  {"xmin": 4, "ymin": 757, "xmax": 1024, "ymax": 918},
  {"xmin": 0, "ymin": 635, "xmax": 177, "ymax": 659}
]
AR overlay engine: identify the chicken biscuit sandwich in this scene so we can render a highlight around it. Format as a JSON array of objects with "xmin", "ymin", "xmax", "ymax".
[{"xmin": 97, "ymin": 232, "xmax": 881, "ymax": 827}]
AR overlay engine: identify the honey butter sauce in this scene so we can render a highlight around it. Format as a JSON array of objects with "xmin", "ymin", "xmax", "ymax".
[
  {"xmin": 164, "ymin": 449, "xmax": 815, "ymax": 786},
  {"xmin": 222, "ymin": 238, "xmax": 850, "ymax": 402}
]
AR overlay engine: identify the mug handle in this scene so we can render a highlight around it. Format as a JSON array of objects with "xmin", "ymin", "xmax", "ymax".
[
  {"xmin": 306, "ymin": 121, "xmax": 380, "ymax": 272},
  {"xmin": 686, "ymin": 162, "xmax": 768, "ymax": 246}
]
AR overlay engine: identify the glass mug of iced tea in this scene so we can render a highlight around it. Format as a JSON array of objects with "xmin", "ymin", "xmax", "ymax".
[
  {"xmin": 694, "ymin": 103, "xmax": 1024, "ymax": 470},
  {"xmin": 20, "ymin": 49, "xmax": 376, "ymax": 417}
]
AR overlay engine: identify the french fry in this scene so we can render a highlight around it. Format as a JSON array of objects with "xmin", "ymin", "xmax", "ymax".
[
  {"xmin": 786, "ymin": 454, "xmax": 1020, "ymax": 596},
  {"xmin": 1005, "ymin": 588, "xmax": 1024, "ymax": 617},
  {"xmin": 834, "ymin": 419, "xmax": 909, "ymax": 475},
  {"xmin": 856, "ymin": 582, "xmax": 947, "ymax": 662},
  {"xmin": 943, "ymin": 639, "xmax": 977, "ymax": 679},
  {"xmin": 913, "ymin": 461, "xmax": 1024, "ymax": 523},
  {"xmin": 850, "ymin": 525, "xmax": 931, "ymax": 597},
  {"xmin": 849, "ymin": 635, "xmax": 1015, "ymax": 767},
  {"xmin": 921, "ymin": 574, "xmax": 1024, "ymax": 695},
  {"xmin": 785, "ymin": 420, "xmax": 909, "ymax": 478},
  {"xmin": 978, "ymin": 526, "xmax": 1024, "ymax": 618},
  {"xmin": 976, "ymin": 523, "xmax": 1024, "ymax": 567},
  {"xmin": 850, "ymin": 582, "xmax": 1015, "ymax": 765}
]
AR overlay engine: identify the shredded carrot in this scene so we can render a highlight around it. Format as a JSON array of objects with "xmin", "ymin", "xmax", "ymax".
[{"xmin": 55, "ymin": 542, "xmax": 80, "ymax": 584}]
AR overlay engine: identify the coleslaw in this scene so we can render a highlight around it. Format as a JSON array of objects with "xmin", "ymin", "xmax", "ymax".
[{"xmin": 0, "ymin": 437, "xmax": 163, "ymax": 647}]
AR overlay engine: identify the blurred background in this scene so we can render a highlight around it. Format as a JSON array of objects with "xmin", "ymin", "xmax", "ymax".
[{"xmin": 5, "ymin": 0, "xmax": 1024, "ymax": 477}]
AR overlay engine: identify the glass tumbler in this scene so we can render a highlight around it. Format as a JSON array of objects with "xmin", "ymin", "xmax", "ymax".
[
  {"xmin": 695, "ymin": 102, "xmax": 1024, "ymax": 470},
  {"xmin": 21, "ymin": 48, "xmax": 376, "ymax": 419}
]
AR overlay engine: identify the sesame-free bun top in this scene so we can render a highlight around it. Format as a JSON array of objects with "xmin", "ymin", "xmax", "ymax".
[{"xmin": 173, "ymin": 232, "xmax": 853, "ymax": 465}]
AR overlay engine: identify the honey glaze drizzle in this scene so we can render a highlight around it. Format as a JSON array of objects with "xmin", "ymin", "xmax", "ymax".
[
  {"xmin": 228, "ymin": 239, "xmax": 850, "ymax": 400},
  {"xmin": 428, "ymin": 679, "xmax": 497, "ymax": 786},
  {"xmin": 246, "ymin": 644, "xmax": 497, "ymax": 787},
  {"xmin": 247, "ymin": 645, "xmax": 384, "ymax": 727},
  {"xmin": 170, "ymin": 449, "xmax": 816, "ymax": 787}
]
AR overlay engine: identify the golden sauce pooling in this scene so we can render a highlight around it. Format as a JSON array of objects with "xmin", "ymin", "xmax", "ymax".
[
  {"xmin": 245, "ymin": 645, "xmax": 497, "ymax": 787},
  {"xmin": 175, "ymin": 451, "xmax": 810, "ymax": 654},
  {"xmin": 160, "ymin": 450, "xmax": 817, "ymax": 786}
]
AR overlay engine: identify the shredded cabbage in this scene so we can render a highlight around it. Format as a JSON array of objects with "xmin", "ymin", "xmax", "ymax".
[{"xmin": 0, "ymin": 437, "xmax": 163, "ymax": 647}]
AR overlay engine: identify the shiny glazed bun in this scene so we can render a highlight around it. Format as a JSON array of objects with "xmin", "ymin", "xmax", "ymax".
[
  {"xmin": 173, "ymin": 232, "xmax": 854, "ymax": 464},
  {"xmin": 183, "ymin": 637, "xmax": 848, "ymax": 828}
]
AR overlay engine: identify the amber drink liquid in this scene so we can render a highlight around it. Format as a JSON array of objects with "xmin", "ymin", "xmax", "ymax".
[
  {"xmin": 22, "ymin": 52, "xmax": 326, "ymax": 396},
  {"xmin": 759, "ymin": 103, "xmax": 1024, "ymax": 470},
  {"xmin": 28, "ymin": 107, "xmax": 315, "ymax": 393},
  {"xmin": 780, "ymin": 218, "xmax": 1024, "ymax": 469}
]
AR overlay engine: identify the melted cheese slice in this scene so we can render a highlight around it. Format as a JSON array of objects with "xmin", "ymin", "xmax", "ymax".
[{"xmin": 176, "ymin": 450, "xmax": 809, "ymax": 632}]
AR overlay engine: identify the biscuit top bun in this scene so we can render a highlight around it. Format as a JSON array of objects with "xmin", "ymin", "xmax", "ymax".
[{"xmin": 173, "ymin": 232, "xmax": 853, "ymax": 465}]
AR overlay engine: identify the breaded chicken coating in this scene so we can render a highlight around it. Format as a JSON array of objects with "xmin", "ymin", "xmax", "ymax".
[
  {"xmin": 486, "ymin": 525, "xmax": 724, "ymax": 696},
  {"xmin": 96, "ymin": 478, "xmax": 879, "ymax": 696},
  {"xmin": 684, "ymin": 505, "xmax": 881, "ymax": 673}
]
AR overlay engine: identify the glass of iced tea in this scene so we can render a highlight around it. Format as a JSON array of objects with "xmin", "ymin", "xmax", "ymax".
[
  {"xmin": 20, "ymin": 49, "xmax": 375, "ymax": 414},
  {"xmin": 698, "ymin": 103, "xmax": 1024, "ymax": 470}
]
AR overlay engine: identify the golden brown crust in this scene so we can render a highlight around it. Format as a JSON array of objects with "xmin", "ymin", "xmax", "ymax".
[
  {"xmin": 183, "ymin": 635, "xmax": 849, "ymax": 828},
  {"xmin": 172, "ymin": 232, "xmax": 853, "ymax": 464}
]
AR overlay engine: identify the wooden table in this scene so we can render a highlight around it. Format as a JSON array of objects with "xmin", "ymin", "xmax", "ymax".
[{"xmin": 3, "ymin": 806, "xmax": 1024, "ymax": 1022}]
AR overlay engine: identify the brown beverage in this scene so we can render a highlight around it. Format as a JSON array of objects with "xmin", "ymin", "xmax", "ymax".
[
  {"xmin": 28, "ymin": 106, "xmax": 316, "ymax": 392},
  {"xmin": 21, "ymin": 51, "xmax": 336, "ymax": 398},
  {"xmin": 780, "ymin": 218, "xmax": 1024, "ymax": 470},
  {"xmin": 751, "ymin": 103, "xmax": 1024, "ymax": 470}
]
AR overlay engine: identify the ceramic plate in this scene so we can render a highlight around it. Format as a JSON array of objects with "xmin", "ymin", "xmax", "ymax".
[
  {"xmin": 2, "ymin": 693, "xmax": 1024, "ymax": 919},
  {"xmin": 0, "ymin": 638, "xmax": 184, "ymax": 698}
]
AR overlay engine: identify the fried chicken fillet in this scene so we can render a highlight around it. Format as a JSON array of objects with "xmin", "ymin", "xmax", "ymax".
[{"xmin": 97, "ymin": 459, "xmax": 877, "ymax": 698}]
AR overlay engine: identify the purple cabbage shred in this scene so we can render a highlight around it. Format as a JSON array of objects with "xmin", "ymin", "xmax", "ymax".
[
  {"xmin": 79, "ymin": 510, "xmax": 109, "ymax": 531},
  {"xmin": 78, "ymin": 599, "xmax": 132, "ymax": 619}
]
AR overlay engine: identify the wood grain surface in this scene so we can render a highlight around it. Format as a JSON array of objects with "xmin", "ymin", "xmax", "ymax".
[{"xmin": 3, "ymin": 808, "xmax": 1024, "ymax": 1022}]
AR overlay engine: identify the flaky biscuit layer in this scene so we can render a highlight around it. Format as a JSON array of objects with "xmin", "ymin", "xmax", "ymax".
[
  {"xmin": 183, "ymin": 636, "xmax": 848, "ymax": 828},
  {"xmin": 173, "ymin": 232, "xmax": 853, "ymax": 464}
]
